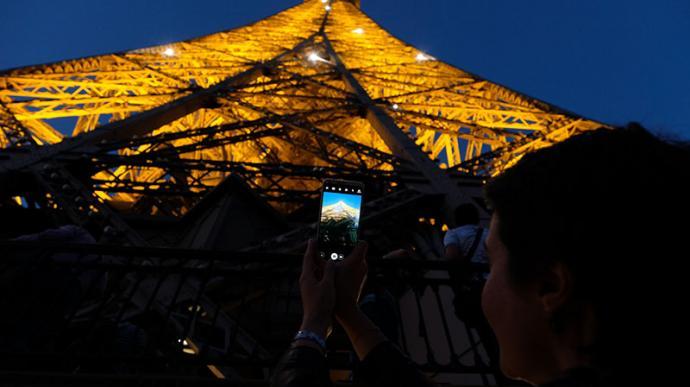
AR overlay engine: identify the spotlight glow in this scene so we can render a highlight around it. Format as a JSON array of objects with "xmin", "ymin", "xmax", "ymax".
[
  {"xmin": 308, "ymin": 52, "xmax": 322, "ymax": 62},
  {"xmin": 415, "ymin": 52, "xmax": 435, "ymax": 62}
]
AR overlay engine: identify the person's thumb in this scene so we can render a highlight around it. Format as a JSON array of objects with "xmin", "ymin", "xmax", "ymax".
[
  {"xmin": 320, "ymin": 259, "xmax": 336, "ymax": 285},
  {"xmin": 348, "ymin": 240, "xmax": 368, "ymax": 264}
]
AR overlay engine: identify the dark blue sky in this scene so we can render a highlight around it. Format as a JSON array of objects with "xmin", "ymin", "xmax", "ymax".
[{"xmin": 1, "ymin": 0, "xmax": 688, "ymax": 140}]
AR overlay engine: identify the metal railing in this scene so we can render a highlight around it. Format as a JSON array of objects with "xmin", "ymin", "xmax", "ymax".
[{"xmin": 0, "ymin": 241, "xmax": 505, "ymax": 386}]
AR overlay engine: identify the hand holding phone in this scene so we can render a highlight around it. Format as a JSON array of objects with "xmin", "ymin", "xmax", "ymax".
[{"xmin": 316, "ymin": 179, "xmax": 364, "ymax": 261}]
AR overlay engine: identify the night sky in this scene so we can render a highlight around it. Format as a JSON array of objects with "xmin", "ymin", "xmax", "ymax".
[{"xmin": 1, "ymin": 0, "xmax": 688, "ymax": 141}]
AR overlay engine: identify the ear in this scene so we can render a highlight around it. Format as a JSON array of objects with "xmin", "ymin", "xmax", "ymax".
[{"xmin": 538, "ymin": 261, "xmax": 574, "ymax": 315}]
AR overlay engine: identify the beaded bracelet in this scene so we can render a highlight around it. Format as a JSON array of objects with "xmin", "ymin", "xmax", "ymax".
[{"xmin": 293, "ymin": 329, "xmax": 327, "ymax": 352}]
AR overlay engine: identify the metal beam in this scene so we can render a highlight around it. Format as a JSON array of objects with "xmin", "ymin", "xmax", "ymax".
[
  {"xmin": 321, "ymin": 34, "xmax": 482, "ymax": 226},
  {"xmin": 0, "ymin": 34, "xmax": 319, "ymax": 179}
]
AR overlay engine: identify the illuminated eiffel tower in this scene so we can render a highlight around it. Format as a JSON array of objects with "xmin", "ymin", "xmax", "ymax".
[{"xmin": 0, "ymin": 0, "xmax": 604, "ymax": 385}]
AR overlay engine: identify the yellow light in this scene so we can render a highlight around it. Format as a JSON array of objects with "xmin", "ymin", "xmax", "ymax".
[
  {"xmin": 429, "ymin": 218, "xmax": 436, "ymax": 225},
  {"xmin": 418, "ymin": 217, "xmax": 425, "ymax": 223},
  {"xmin": 307, "ymin": 52, "xmax": 331, "ymax": 65},
  {"xmin": 415, "ymin": 52, "xmax": 435, "ymax": 62},
  {"xmin": 178, "ymin": 337, "xmax": 197, "ymax": 354},
  {"xmin": 352, "ymin": 28, "xmax": 364, "ymax": 34},
  {"xmin": 442, "ymin": 224, "xmax": 449, "ymax": 232},
  {"xmin": 308, "ymin": 52, "xmax": 321, "ymax": 62},
  {"xmin": 325, "ymin": 5, "xmax": 331, "ymax": 11},
  {"xmin": 163, "ymin": 47, "xmax": 175, "ymax": 57}
]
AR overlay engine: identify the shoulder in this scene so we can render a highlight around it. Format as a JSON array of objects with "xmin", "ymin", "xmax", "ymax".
[
  {"xmin": 449, "ymin": 225, "xmax": 479, "ymax": 239},
  {"xmin": 444, "ymin": 225, "xmax": 473, "ymax": 245}
]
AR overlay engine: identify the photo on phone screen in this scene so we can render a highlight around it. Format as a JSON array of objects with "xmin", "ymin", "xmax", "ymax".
[{"xmin": 317, "ymin": 179, "xmax": 363, "ymax": 261}]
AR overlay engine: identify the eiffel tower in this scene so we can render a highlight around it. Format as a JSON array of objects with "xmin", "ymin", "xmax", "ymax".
[{"xmin": 0, "ymin": 0, "xmax": 604, "ymax": 385}]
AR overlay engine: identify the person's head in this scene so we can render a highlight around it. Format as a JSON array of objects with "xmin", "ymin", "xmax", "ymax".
[
  {"xmin": 454, "ymin": 203, "xmax": 480, "ymax": 226},
  {"xmin": 480, "ymin": 123, "xmax": 689, "ymax": 385}
]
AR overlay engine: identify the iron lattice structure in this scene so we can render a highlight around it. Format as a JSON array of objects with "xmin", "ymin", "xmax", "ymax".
[{"xmin": 0, "ymin": 1, "xmax": 605, "ymax": 386}]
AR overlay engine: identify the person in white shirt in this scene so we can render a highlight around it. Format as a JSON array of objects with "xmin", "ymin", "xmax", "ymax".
[
  {"xmin": 443, "ymin": 203, "xmax": 489, "ymax": 280},
  {"xmin": 443, "ymin": 203, "xmax": 503, "ymax": 379}
]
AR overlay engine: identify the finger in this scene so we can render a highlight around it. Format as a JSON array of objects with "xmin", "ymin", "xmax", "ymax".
[
  {"xmin": 345, "ymin": 240, "xmax": 368, "ymax": 266},
  {"xmin": 310, "ymin": 240, "xmax": 326, "ymax": 277},
  {"xmin": 357, "ymin": 270, "xmax": 368, "ymax": 299},
  {"xmin": 320, "ymin": 259, "xmax": 336, "ymax": 285},
  {"xmin": 301, "ymin": 238, "xmax": 317, "ymax": 283}
]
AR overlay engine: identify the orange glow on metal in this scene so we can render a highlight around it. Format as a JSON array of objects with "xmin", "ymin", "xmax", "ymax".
[{"xmin": 0, "ymin": 0, "xmax": 605, "ymax": 213}]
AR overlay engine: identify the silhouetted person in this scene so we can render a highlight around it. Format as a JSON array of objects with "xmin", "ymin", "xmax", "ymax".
[{"xmin": 443, "ymin": 203, "xmax": 503, "ymax": 379}]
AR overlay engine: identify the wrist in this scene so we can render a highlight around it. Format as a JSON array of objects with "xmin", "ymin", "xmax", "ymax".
[
  {"xmin": 300, "ymin": 316, "xmax": 331, "ymax": 338},
  {"xmin": 336, "ymin": 305, "xmax": 363, "ymax": 325},
  {"xmin": 292, "ymin": 329, "xmax": 327, "ymax": 355}
]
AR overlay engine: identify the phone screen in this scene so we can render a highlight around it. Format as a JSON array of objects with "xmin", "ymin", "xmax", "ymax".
[{"xmin": 317, "ymin": 179, "xmax": 364, "ymax": 261}]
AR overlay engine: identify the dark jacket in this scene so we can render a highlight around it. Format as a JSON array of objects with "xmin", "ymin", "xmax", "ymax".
[
  {"xmin": 270, "ymin": 340, "xmax": 434, "ymax": 387},
  {"xmin": 271, "ymin": 340, "xmax": 606, "ymax": 387}
]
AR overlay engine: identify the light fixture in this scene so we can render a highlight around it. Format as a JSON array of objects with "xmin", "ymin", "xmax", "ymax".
[
  {"xmin": 308, "ymin": 52, "xmax": 322, "ymax": 62},
  {"xmin": 162, "ymin": 47, "xmax": 175, "ymax": 57},
  {"xmin": 307, "ymin": 51, "xmax": 331, "ymax": 65},
  {"xmin": 352, "ymin": 28, "xmax": 364, "ymax": 34},
  {"xmin": 325, "ymin": 5, "xmax": 331, "ymax": 11},
  {"xmin": 392, "ymin": 103, "xmax": 400, "ymax": 110},
  {"xmin": 415, "ymin": 52, "xmax": 435, "ymax": 62},
  {"xmin": 321, "ymin": 0, "xmax": 328, "ymax": 3}
]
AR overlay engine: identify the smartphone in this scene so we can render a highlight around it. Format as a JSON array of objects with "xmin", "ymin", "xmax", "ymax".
[{"xmin": 316, "ymin": 179, "xmax": 364, "ymax": 261}]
